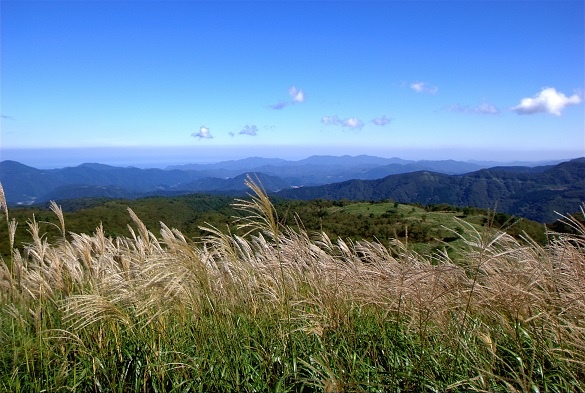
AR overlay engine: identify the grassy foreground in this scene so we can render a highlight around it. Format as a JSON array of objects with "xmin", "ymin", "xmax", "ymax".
[{"xmin": 1, "ymin": 179, "xmax": 584, "ymax": 392}]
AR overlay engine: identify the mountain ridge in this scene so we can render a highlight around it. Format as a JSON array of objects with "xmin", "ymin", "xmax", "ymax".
[
  {"xmin": 0, "ymin": 155, "xmax": 504, "ymax": 205},
  {"xmin": 1, "ymin": 156, "xmax": 583, "ymax": 223},
  {"xmin": 275, "ymin": 158, "xmax": 585, "ymax": 223}
]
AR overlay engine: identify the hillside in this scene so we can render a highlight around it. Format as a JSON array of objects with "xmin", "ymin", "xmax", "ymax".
[
  {"xmin": 0, "ymin": 192, "xmax": 548, "ymax": 260},
  {"xmin": 1, "ymin": 179, "xmax": 584, "ymax": 392},
  {"xmin": 276, "ymin": 158, "xmax": 585, "ymax": 223}
]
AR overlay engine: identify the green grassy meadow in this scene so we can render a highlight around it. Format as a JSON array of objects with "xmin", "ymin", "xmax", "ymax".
[{"xmin": 1, "ymin": 179, "xmax": 584, "ymax": 392}]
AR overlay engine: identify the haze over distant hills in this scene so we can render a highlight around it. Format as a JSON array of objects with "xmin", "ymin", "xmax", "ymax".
[
  {"xmin": 1, "ymin": 155, "xmax": 582, "ymax": 223},
  {"xmin": 0, "ymin": 155, "xmax": 488, "ymax": 204}
]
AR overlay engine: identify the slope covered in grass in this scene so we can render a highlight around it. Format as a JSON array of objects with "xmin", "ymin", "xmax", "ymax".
[{"xmin": 1, "ymin": 179, "xmax": 584, "ymax": 392}]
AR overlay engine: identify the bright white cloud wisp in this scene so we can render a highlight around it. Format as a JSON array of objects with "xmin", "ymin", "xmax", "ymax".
[
  {"xmin": 512, "ymin": 87, "xmax": 581, "ymax": 116},
  {"xmin": 289, "ymin": 86, "xmax": 304, "ymax": 103},
  {"xmin": 192, "ymin": 126, "xmax": 213, "ymax": 139},
  {"xmin": 344, "ymin": 117, "xmax": 364, "ymax": 129},
  {"xmin": 269, "ymin": 86, "xmax": 305, "ymax": 109},
  {"xmin": 410, "ymin": 81, "xmax": 438, "ymax": 94}
]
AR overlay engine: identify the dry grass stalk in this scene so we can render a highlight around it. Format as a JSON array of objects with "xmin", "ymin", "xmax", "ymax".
[
  {"xmin": 1, "ymin": 180, "xmax": 584, "ymax": 391},
  {"xmin": 0, "ymin": 182, "xmax": 8, "ymax": 223}
]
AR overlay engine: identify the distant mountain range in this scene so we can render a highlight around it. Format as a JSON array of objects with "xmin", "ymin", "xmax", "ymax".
[
  {"xmin": 0, "ymin": 155, "xmax": 493, "ymax": 204},
  {"xmin": 1, "ymin": 155, "xmax": 582, "ymax": 223}
]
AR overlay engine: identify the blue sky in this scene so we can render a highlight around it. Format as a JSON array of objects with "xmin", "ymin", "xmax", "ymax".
[{"xmin": 1, "ymin": 0, "xmax": 584, "ymax": 168}]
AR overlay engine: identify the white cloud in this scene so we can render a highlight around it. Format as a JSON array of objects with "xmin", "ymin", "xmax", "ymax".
[
  {"xmin": 512, "ymin": 87, "xmax": 581, "ymax": 116},
  {"xmin": 410, "ymin": 81, "xmax": 438, "ymax": 94},
  {"xmin": 410, "ymin": 82, "xmax": 424, "ymax": 92},
  {"xmin": 269, "ymin": 86, "xmax": 305, "ymax": 109},
  {"xmin": 372, "ymin": 116, "xmax": 391, "ymax": 126},
  {"xmin": 191, "ymin": 126, "xmax": 213, "ymax": 139},
  {"xmin": 447, "ymin": 102, "xmax": 500, "ymax": 115},
  {"xmin": 321, "ymin": 115, "xmax": 340, "ymax": 126},
  {"xmin": 289, "ymin": 86, "xmax": 304, "ymax": 103},
  {"xmin": 343, "ymin": 117, "xmax": 364, "ymax": 129},
  {"xmin": 239, "ymin": 125, "xmax": 258, "ymax": 136},
  {"xmin": 321, "ymin": 115, "xmax": 364, "ymax": 129},
  {"xmin": 474, "ymin": 102, "xmax": 499, "ymax": 114}
]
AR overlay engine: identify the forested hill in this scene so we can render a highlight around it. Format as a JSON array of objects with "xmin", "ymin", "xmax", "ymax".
[{"xmin": 275, "ymin": 158, "xmax": 585, "ymax": 223}]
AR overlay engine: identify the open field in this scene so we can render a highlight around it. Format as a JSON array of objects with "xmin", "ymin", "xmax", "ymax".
[{"xmin": 1, "ymin": 179, "xmax": 584, "ymax": 392}]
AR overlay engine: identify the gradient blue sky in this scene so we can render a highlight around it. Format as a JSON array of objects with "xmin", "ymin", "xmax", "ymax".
[{"xmin": 1, "ymin": 0, "xmax": 584, "ymax": 168}]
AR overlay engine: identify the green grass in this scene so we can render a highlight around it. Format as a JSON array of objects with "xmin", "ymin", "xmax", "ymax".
[
  {"xmin": 1, "ymin": 179, "xmax": 584, "ymax": 392},
  {"xmin": 1, "ymin": 194, "xmax": 547, "ymax": 261},
  {"xmin": 324, "ymin": 201, "xmax": 483, "ymax": 257}
]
